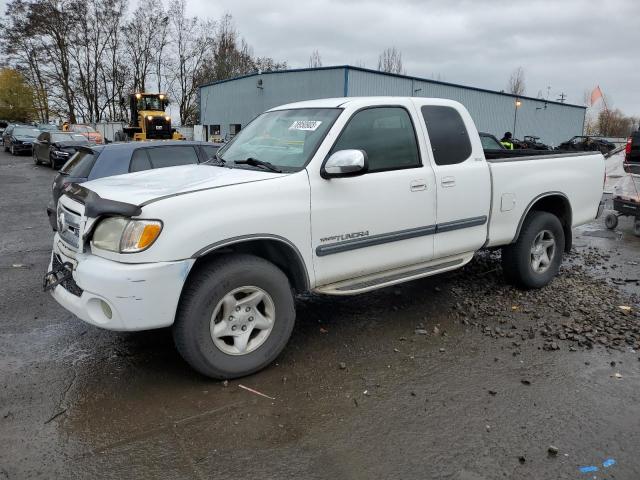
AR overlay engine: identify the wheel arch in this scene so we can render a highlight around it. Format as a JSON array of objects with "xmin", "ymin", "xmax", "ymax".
[
  {"xmin": 188, "ymin": 235, "xmax": 310, "ymax": 293},
  {"xmin": 513, "ymin": 192, "xmax": 573, "ymax": 252}
]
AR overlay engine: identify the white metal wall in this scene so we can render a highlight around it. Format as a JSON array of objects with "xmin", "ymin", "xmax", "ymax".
[{"xmin": 199, "ymin": 67, "xmax": 585, "ymax": 146}]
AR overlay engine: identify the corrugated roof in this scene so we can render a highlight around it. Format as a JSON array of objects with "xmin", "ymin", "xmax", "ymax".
[{"xmin": 198, "ymin": 65, "xmax": 585, "ymax": 109}]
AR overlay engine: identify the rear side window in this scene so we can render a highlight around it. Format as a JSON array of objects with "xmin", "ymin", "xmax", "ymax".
[
  {"xmin": 201, "ymin": 144, "xmax": 220, "ymax": 160},
  {"xmin": 60, "ymin": 150, "xmax": 97, "ymax": 178},
  {"xmin": 421, "ymin": 106, "xmax": 472, "ymax": 166},
  {"xmin": 130, "ymin": 149, "xmax": 152, "ymax": 172},
  {"xmin": 332, "ymin": 107, "xmax": 421, "ymax": 172},
  {"xmin": 146, "ymin": 146, "xmax": 200, "ymax": 168},
  {"xmin": 480, "ymin": 135, "xmax": 502, "ymax": 150}
]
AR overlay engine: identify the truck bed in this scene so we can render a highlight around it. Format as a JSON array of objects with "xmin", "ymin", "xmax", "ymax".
[{"xmin": 485, "ymin": 151, "xmax": 605, "ymax": 248}]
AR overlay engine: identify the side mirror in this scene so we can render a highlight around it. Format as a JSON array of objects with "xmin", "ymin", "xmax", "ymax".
[{"xmin": 321, "ymin": 149, "xmax": 368, "ymax": 179}]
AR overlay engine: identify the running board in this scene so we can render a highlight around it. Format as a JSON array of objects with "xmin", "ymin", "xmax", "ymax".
[{"xmin": 314, "ymin": 254, "xmax": 473, "ymax": 296}]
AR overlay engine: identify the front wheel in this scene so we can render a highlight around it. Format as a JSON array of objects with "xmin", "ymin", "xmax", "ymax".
[
  {"xmin": 173, "ymin": 254, "xmax": 296, "ymax": 379},
  {"xmin": 502, "ymin": 211, "xmax": 564, "ymax": 289}
]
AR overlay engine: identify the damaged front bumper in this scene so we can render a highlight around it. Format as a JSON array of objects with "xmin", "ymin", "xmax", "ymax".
[{"xmin": 46, "ymin": 236, "xmax": 194, "ymax": 331}]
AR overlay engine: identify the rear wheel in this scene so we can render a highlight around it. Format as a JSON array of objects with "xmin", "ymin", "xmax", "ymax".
[
  {"xmin": 502, "ymin": 211, "xmax": 564, "ymax": 289},
  {"xmin": 173, "ymin": 254, "xmax": 296, "ymax": 379}
]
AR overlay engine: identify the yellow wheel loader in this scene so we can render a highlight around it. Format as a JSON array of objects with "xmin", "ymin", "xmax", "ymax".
[{"xmin": 116, "ymin": 93, "xmax": 183, "ymax": 141}]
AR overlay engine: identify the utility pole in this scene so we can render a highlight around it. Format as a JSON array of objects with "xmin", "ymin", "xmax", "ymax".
[{"xmin": 556, "ymin": 92, "xmax": 566, "ymax": 103}]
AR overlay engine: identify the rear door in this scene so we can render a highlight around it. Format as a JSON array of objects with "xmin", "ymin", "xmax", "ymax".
[{"xmin": 416, "ymin": 101, "xmax": 491, "ymax": 258}]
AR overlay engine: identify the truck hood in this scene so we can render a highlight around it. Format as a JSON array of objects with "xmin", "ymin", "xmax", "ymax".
[{"xmin": 82, "ymin": 164, "xmax": 283, "ymax": 206}]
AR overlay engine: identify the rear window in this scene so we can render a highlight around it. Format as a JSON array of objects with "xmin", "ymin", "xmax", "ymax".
[
  {"xmin": 59, "ymin": 150, "xmax": 98, "ymax": 178},
  {"xmin": 480, "ymin": 135, "xmax": 503, "ymax": 150},
  {"xmin": 421, "ymin": 106, "xmax": 472, "ymax": 166}
]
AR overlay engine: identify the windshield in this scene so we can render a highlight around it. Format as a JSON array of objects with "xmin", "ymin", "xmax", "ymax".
[
  {"xmin": 138, "ymin": 96, "xmax": 164, "ymax": 111},
  {"xmin": 52, "ymin": 133, "xmax": 88, "ymax": 143},
  {"xmin": 13, "ymin": 127, "xmax": 40, "ymax": 138},
  {"xmin": 217, "ymin": 108, "xmax": 341, "ymax": 170}
]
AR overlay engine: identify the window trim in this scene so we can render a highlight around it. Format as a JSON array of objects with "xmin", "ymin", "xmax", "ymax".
[
  {"xmin": 420, "ymin": 105, "xmax": 473, "ymax": 167},
  {"xmin": 322, "ymin": 105, "xmax": 423, "ymax": 176}
]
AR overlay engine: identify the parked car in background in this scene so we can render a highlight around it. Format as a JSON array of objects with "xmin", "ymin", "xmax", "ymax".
[
  {"xmin": 625, "ymin": 130, "xmax": 640, "ymax": 174},
  {"xmin": 68, "ymin": 124, "xmax": 103, "ymax": 144},
  {"xmin": 556, "ymin": 136, "xmax": 615, "ymax": 155},
  {"xmin": 33, "ymin": 131, "xmax": 90, "ymax": 168},
  {"xmin": 2, "ymin": 125, "xmax": 40, "ymax": 155},
  {"xmin": 46, "ymin": 140, "xmax": 222, "ymax": 229}
]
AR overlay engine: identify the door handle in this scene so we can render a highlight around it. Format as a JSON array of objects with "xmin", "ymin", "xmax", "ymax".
[
  {"xmin": 410, "ymin": 179, "xmax": 427, "ymax": 192},
  {"xmin": 441, "ymin": 176, "xmax": 456, "ymax": 188}
]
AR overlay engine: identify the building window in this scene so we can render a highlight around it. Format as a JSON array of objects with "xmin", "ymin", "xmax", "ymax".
[
  {"xmin": 209, "ymin": 124, "xmax": 221, "ymax": 136},
  {"xmin": 230, "ymin": 124, "xmax": 242, "ymax": 136}
]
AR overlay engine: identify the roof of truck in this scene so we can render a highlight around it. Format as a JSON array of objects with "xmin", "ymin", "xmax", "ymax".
[{"xmin": 269, "ymin": 96, "xmax": 462, "ymax": 111}]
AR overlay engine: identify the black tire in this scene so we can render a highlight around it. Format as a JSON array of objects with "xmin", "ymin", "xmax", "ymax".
[
  {"xmin": 33, "ymin": 151, "xmax": 40, "ymax": 165},
  {"xmin": 173, "ymin": 254, "xmax": 296, "ymax": 379},
  {"xmin": 605, "ymin": 213, "xmax": 618, "ymax": 230},
  {"xmin": 501, "ymin": 211, "xmax": 565, "ymax": 289},
  {"xmin": 49, "ymin": 154, "xmax": 56, "ymax": 169}
]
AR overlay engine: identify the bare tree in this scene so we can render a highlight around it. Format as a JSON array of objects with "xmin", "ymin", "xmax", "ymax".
[
  {"xmin": 507, "ymin": 67, "xmax": 526, "ymax": 96},
  {"xmin": 167, "ymin": 0, "xmax": 215, "ymax": 125},
  {"xmin": 308, "ymin": 50, "xmax": 322, "ymax": 68},
  {"xmin": 377, "ymin": 47, "xmax": 404, "ymax": 74}
]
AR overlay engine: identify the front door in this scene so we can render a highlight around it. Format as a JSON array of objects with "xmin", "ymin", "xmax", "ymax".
[
  {"xmin": 309, "ymin": 104, "xmax": 437, "ymax": 286},
  {"xmin": 418, "ymin": 102, "xmax": 491, "ymax": 258}
]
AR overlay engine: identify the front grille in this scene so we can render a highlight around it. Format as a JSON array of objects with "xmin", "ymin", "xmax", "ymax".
[
  {"xmin": 57, "ymin": 204, "xmax": 81, "ymax": 249},
  {"xmin": 52, "ymin": 254, "xmax": 83, "ymax": 297},
  {"xmin": 146, "ymin": 117, "xmax": 171, "ymax": 139}
]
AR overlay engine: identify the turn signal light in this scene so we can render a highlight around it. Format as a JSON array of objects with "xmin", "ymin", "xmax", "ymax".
[{"xmin": 138, "ymin": 224, "xmax": 162, "ymax": 250}]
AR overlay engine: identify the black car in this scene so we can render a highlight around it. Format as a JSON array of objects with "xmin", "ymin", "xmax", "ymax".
[
  {"xmin": 556, "ymin": 136, "xmax": 615, "ymax": 154},
  {"xmin": 3, "ymin": 125, "xmax": 40, "ymax": 155},
  {"xmin": 33, "ymin": 131, "xmax": 90, "ymax": 168},
  {"xmin": 625, "ymin": 130, "xmax": 640, "ymax": 174},
  {"xmin": 47, "ymin": 140, "xmax": 222, "ymax": 230}
]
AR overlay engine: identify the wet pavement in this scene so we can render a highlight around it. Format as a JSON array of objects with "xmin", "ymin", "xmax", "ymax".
[{"xmin": 1, "ymin": 150, "xmax": 639, "ymax": 479}]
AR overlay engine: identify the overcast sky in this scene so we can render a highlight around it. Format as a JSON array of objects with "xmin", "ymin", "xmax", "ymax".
[
  {"xmin": 1, "ymin": 0, "xmax": 637, "ymax": 116},
  {"xmin": 185, "ymin": 0, "xmax": 640, "ymax": 116}
]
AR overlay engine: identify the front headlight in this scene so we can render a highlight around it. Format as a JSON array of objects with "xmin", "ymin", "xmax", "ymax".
[
  {"xmin": 53, "ymin": 150, "xmax": 70, "ymax": 157},
  {"xmin": 92, "ymin": 217, "xmax": 162, "ymax": 253}
]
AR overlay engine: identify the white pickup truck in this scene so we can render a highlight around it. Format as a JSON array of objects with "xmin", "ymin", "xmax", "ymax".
[{"xmin": 45, "ymin": 97, "xmax": 605, "ymax": 378}]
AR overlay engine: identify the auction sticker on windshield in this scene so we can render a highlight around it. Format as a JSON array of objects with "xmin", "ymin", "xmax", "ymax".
[{"xmin": 289, "ymin": 120, "xmax": 322, "ymax": 131}]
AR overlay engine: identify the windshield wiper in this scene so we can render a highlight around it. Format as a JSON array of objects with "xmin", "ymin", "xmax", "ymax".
[{"xmin": 234, "ymin": 157, "xmax": 282, "ymax": 173}]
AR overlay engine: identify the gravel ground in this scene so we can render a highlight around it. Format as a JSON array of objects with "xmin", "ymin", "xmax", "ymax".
[{"xmin": 1, "ymin": 149, "xmax": 639, "ymax": 479}]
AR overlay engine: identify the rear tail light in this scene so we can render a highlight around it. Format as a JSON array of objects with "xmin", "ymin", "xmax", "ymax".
[{"xmin": 625, "ymin": 137, "xmax": 632, "ymax": 155}]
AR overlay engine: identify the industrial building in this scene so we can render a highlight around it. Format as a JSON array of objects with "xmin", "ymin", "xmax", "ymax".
[{"xmin": 198, "ymin": 65, "xmax": 585, "ymax": 146}]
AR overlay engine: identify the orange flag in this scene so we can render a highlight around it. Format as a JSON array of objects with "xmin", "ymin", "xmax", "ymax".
[{"xmin": 590, "ymin": 86, "xmax": 603, "ymax": 106}]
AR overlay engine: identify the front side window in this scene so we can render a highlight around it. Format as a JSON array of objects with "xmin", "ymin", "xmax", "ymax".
[
  {"xmin": 421, "ymin": 106, "xmax": 472, "ymax": 166},
  {"xmin": 218, "ymin": 108, "xmax": 341, "ymax": 171},
  {"xmin": 331, "ymin": 107, "xmax": 421, "ymax": 172}
]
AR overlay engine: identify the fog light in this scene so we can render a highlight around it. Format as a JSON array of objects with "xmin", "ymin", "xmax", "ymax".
[{"xmin": 100, "ymin": 300, "xmax": 113, "ymax": 319}]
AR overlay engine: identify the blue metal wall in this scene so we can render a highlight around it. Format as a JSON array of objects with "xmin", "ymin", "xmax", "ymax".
[{"xmin": 200, "ymin": 66, "xmax": 585, "ymax": 146}]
